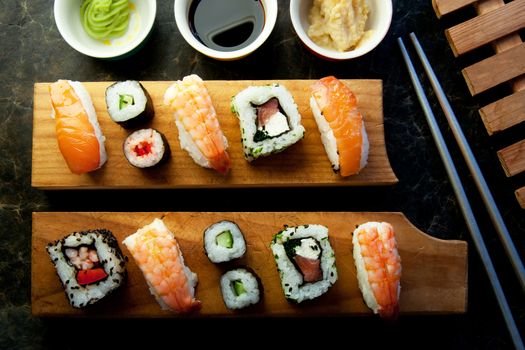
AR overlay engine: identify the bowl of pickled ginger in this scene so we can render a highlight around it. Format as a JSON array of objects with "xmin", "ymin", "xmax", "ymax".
[{"xmin": 290, "ymin": 0, "xmax": 392, "ymax": 60}]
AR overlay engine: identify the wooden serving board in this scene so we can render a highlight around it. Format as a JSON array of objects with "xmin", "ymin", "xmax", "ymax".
[
  {"xmin": 31, "ymin": 80, "xmax": 397, "ymax": 189},
  {"xmin": 32, "ymin": 212, "xmax": 467, "ymax": 317}
]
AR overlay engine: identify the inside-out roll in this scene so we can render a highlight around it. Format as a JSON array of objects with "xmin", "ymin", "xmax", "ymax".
[
  {"xmin": 231, "ymin": 84, "xmax": 305, "ymax": 161},
  {"xmin": 270, "ymin": 224, "xmax": 338, "ymax": 303}
]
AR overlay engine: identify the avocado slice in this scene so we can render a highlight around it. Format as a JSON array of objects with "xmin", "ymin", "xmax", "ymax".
[
  {"xmin": 119, "ymin": 94, "xmax": 135, "ymax": 110},
  {"xmin": 215, "ymin": 230, "xmax": 233, "ymax": 248},
  {"xmin": 232, "ymin": 280, "xmax": 246, "ymax": 296}
]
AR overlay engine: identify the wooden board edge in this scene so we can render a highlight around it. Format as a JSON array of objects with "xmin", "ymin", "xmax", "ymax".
[
  {"xmin": 478, "ymin": 106, "xmax": 496, "ymax": 136},
  {"xmin": 445, "ymin": 29, "xmax": 460, "ymax": 57},
  {"xmin": 516, "ymin": 187, "xmax": 525, "ymax": 209},
  {"xmin": 432, "ymin": 0, "xmax": 444, "ymax": 19},
  {"xmin": 461, "ymin": 68, "xmax": 478, "ymax": 96}
]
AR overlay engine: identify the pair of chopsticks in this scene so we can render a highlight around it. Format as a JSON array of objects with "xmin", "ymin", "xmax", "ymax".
[{"xmin": 398, "ymin": 33, "xmax": 524, "ymax": 350}]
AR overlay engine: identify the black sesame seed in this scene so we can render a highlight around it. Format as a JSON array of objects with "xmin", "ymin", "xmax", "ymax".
[
  {"xmin": 288, "ymin": 287, "xmax": 293, "ymax": 293},
  {"xmin": 284, "ymin": 283, "xmax": 289, "ymax": 287}
]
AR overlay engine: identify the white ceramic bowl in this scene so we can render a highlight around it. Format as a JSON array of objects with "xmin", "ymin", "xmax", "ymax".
[
  {"xmin": 290, "ymin": 0, "xmax": 392, "ymax": 60},
  {"xmin": 54, "ymin": 0, "xmax": 156, "ymax": 59},
  {"xmin": 174, "ymin": 0, "xmax": 278, "ymax": 61}
]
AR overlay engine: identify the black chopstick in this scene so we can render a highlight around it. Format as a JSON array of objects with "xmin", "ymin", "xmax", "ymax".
[
  {"xmin": 409, "ymin": 32, "xmax": 525, "ymax": 291},
  {"xmin": 398, "ymin": 37, "xmax": 524, "ymax": 350}
]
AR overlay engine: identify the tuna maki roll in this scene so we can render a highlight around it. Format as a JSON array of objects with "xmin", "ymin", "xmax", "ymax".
[
  {"xmin": 270, "ymin": 224, "xmax": 337, "ymax": 303},
  {"xmin": 204, "ymin": 220, "xmax": 246, "ymax": 263},
  {"xmin": 231, "ymin": 84, "xmax": 305, "ymax": 161},
  {"xmin": 123, "ymin": 128, "xmax": 170, "ymax": 168},
  {"xmin": 46, "ymin": 229, "xmax": 127, "ymax": 308},
  {"xmin": 105, "ymin": 80, "xmax": 153, "ymax": 128},
  {"xmin": 220, "ymin": 268, "xmax": 261, "ymax": 310}
]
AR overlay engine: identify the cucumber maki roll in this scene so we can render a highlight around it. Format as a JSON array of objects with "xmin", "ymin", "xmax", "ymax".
[
  {"xmin": 46, "ymin": 229, "xmax": 127, "ymax": 308},
  {"xmin": 220, "ymin": 268, "xmax": 261, "ymax": 310},
  {"xmin": 271, "ymin": 224, "xmax": 337, "ymax": 303},
  {"xmin": 231, "ymin": 84, "xmax": 305, "ymax": 161},
  {"xmin": 105, "ymin": 80, "xmax": 153, "ymax": 128},
  {"xmin": 123, "ymin": 128, "xmax": 170, "ymax": 168},
  {"xmin": 204, "ymin": 221, "xmax": 246, "ymax": 263}
]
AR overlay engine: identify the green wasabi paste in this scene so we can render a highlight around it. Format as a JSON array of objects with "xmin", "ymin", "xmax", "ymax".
[{"xmin": 81, "ymin": 0, "xmax": 130, "ymax": 40}]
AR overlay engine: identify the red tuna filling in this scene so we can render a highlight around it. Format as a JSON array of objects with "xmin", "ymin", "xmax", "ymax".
[
  {"xmin": 256, "ymin": 98, "xmax": 280, "ymax": 127},
  {"xmin": 134, "ymin": 141, "xmax": 153, "ymax": 157},
  {"xmin": 294, "ymin": 255, "xmax": 323, "ymax": 283}
]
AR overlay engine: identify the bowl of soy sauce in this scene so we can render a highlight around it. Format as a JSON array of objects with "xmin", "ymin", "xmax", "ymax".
[{"xmin": 174, "ymin": 0, "xmax": 277, "ymax": 60}]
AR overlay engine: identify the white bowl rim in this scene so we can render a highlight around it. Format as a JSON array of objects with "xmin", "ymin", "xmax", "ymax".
[
  {"xmin": 174, "ymin": 0, "xmax": 278, "ymax": 60},
  {"xmin": 54, "ymin": 0, "xmax": 157, "ymax": 59},
  {"xmin": 289, "ymin": 0, "xmax": 392, "ymax": 60}
]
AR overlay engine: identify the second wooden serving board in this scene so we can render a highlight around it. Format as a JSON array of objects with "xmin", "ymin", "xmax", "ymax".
[
  {"xmin": 32, "ymin": 80, "xmax": 397, "ymax": 189},
  {"xmin": 32, "ymin": 212, "xmax": 467, "ymax": 317}
]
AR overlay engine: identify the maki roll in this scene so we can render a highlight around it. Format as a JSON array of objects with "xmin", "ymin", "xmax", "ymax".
[
  {"xmin": 122, "ymin": 218, "xmax": 201, "ymax": 314},
  {"xmin": 204, "ymin": 220, "xmax": 246, "ymax": 263},
  {"xmin": 220, "ymin": 268, "xmax": 261, "ymax": 310},
  {"xmin": 310, "ymin": 76, "xmax": 369, "ymax": 176},
  {"xmin": 123, "ymin": 128, "xmax": 170, "ymax": 168},
  {"xmin": 353, "ymin": 222, "xmax": 402, "ymax": 319},
  {"xmin": 49, "ymin": 80, "xmax": 107, "ymax": 174},
  {"xmin": 231, "ymin": 84, "xmax": 306, "ymax": 161},
  {"xmin": 105, "ymin": 80, "xmax": 153, "ymax": 128},
  {"xmin": 46, "ymin": 229, "xmax": 127, "ymax": 308},
  {"xmin": 271, "ymin": 224, "xmax": 337, "ymax": 303}
]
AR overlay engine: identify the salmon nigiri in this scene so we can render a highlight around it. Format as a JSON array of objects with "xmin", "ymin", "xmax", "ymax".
[
  {"xmin": 310, "ymin": 76, "xmax": 369, "ymax": 177},
  {"xmin": 122, "ymin": 218, "xmax": 201, "ymax": 314},
  {"xmin": 164, "ymin": 75, "xmax": 231, "ymax": 174},
  {"xmin": 49, "ymin": 80, "xmax": 107, "ymax": 174},
  {"xmin": 353, "ymin": 222, "xmax": 402, "ymax": 319}
]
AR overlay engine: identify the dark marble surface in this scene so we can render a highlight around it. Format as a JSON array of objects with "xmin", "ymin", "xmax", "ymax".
[{"xmin": 1, "ymin": 0, "xmax": 524, "ymax": 348}]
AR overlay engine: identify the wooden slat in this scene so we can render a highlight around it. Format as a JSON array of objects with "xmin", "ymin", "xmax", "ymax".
[
  {"xmin": 497, "ymin": 139, "xmax": 525, "ymax": 177},
  {"xmin": 31, "ymin": 212, "xmax": 468, "ymax": 317},
  {"xmin": 31, "ymin": 80, "xmax": 398, "ymax": 189},
  {"xmin": 432, "ymin": 0, "xmax": 478, "ymax": 18},
  {"xmin": 516, "ymin": 187, "xmax": 525, "ymax": 209},
  {"xmin": 462, "ymin": 43, "xmax": 525, "ymax": 95},
  {"xmin": 479, "ymin": 90, "xmax": 525, "ymax": 135},
  {"xmin": 445, "ymin": 0, "xmax": 525, "ymax": 57},
  {"xmin": 475, "ymin": 0, "xmax": 525, "ymax": 93}
]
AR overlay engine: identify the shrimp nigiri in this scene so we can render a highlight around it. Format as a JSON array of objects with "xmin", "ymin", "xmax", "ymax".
[
  {"xmin": 310, "ymin": 76, "xmax": 369, "ymax": 177},
  {"xmin": 49, "ymin": 80, "xmax": 107, "ymax": 174},
  {"xmin": 122, "ymin": 218, "xmax": 201, "ymax": 314},
  {"xmin": 353, "ymin": 222, "xmax": 402, "ymax": 319},
  {"xmin": 164, "ymin": 75, "xmax": 231, "ymax": 174}
]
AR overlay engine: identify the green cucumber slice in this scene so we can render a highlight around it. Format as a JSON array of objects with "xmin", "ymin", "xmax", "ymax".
[
  {"xmin": 119, "ymin": 94, "xmax": 135, "ymax": 110},
  {"xmin": 215, "ymin": 230, "xmax": 233, "ymax": 248},
  {"xmin": 233, "ymin": 280, "xmax": 246, "ymax": 296}
]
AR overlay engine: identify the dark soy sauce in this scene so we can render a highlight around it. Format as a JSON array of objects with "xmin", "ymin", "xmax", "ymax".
[{"xmin": 189, "ymin": 0, "xmax": 265, "ymax": 52}]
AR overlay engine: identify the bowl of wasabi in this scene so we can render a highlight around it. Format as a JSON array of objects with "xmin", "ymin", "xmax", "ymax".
[{"xmin": 54, "ymin": 0, "xmax": 156, "ymax": 59}]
